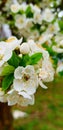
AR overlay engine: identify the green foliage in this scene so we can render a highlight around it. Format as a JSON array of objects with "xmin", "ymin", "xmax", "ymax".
[
  {"xmin": 19, "ymin": 52, "xmax": 42, "ymax": 66},
  {"xmin": 29, "ymin": 52, "xmax": 42, "ymax": 65},
  {"xmin": 0, "ymin": 64, "xmax": 15, "ymax": 76},
  {"xmin": 19, "ymin": 54, "xmax": 30, "ymax": 67},
  {"xmin": 8, "ymin": 51, "xmax": 20, "ymax": 68},
  {"xmin": 59, "ymin": 71, "xmax": 63, "ymax": 76},
  {"xmin": 25, "ymin": 5, "xmax": 34, "ymax": 18},
  {"xmin": 58, "ymin": 20, "xmax": 63, "ymax": 31},
  {"xmin": 14, "ymin": 82, "xmax": 63, "ymax": 130},
  {"xmin": 52, "ymin": 56, "xmax": 58, "ymax": 69},
  {"xmin": 2, "ymin": 74, "xmax": 14, "ymax": 91},
  {"xmin": 42, "ymin": 43, "xmax": 58, "ymax": 69},
  {"xmin": 31, "ymin": 24, "xmax": 41, "ymax": 30}
]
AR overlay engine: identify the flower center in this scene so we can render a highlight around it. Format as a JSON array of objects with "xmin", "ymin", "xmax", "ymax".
[{"xmin": 23, "ymin": 74, "xmax": 30, "ymax": 81}]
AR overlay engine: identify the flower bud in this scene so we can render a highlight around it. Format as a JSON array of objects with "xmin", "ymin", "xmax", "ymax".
[{"xmin": 20, "ymin": 43, "xmax": 30, "ymax": 54}]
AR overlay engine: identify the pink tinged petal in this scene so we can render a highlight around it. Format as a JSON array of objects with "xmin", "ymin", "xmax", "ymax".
[{"xmin": 18, "ymin": 91, "xmax": 32, "ymax": 99}]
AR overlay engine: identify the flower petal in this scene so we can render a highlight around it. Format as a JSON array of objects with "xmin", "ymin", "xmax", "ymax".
[
  {"xmin": 18, "ymin": 91, "xmax": 32, "ymax": 99},
  {"xmin": 13, "ymin": 79, "xmax": 25, "ymax": 92},
  {"xmin": 14, "ymin": 66, "xmax": 24, "ymax": 79}
]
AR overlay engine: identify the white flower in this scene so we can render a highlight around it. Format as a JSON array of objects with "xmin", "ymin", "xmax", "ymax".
[
  {"xmin": 52, "ymin": 33, "xmax": 63, "ymax": 53},
  {"xmin": 55, "ymin": 33, "xmax": 63, "ymax": 43},
  {"xmin": 39, "ymin": 22, "xmax": 59, "ymax": 45},
  {"xmin": 58, "ymin": 11, "xmax": 63, "ymax": 18},
  {"xmin": 33, "ymin": 12, "xmax": 42, "ymax": 24},
  {"xmin": 2, "ymin": 24, "xmax": 12, "ymax": 38},
  {"xmin": 52, "ymin": 46, "xmax": 63, "ymax": 53},
  {"xmin": 0, "ymin": 42, "xmax": 12, "ymax": 67},
  {"xmin": 52, "ymin": 37, "xmax": 63, "ymax": 53},
  {"xmin": 39, "ymin": 33, "xmax": 53, "ymax": 45},
  {"xmin": 13, "ymin": 65, "xmax": 38, "ymax": 97},
  {"xmin": 56, "ymin": 62, "xmax": 63, "ymax": 74},
  {"xmin": 30, "ymin": 4, "xmax": 41, "ymax": 14},
  {"xmin": 26, "ymin": 40, "xmax": 54, "ymax": 83},
  {"xmin": 20, "ymin": 2, "xmax": 27, "ymax": 11},
  {"xmin": 26, "ymin": 19, "xmax": 33, "ymax": 28},
  {"xmin": 46, "ymin": 22, "xmax": 60, "ymax": 35},
  {"xmin": 39, "ymin": 59, "xmax": 55, "ymax": 82},
  {"xmin": 15, "ymin": 14, "xmax": 27, "ymax": 29},
  {"xmin": 6, "ymin": 36, "xmax": 22, "ymax": 50},
  {"xmin": 7, "ymin": 89, "xmax": 34, "ymax": 106},
  {"xmin": 28, "ymin": 30, "xmax": 39, "ymax": 41},
  {"xmin": 0, "ymin": 88, "xmax": 7, "ymax": 103},
  {"xmin": 39, "ymin": 49, "xmax": 54, "ymax": 82},
  {"xmin": 20, "ymin": 43, "xmax": 30, "ymax": 54},
  {"xmin": 42, "ymin": 8, "xmax": 54, "ymax": 22},
  {"xmin": 11, "ymin": 4, "xmax": 20, "ymax": 13},
  {"xmin": 30, "ymin": 4, "xmax": 42, "ymax": 24},
  {"xmin": 27, "ymin": 40, "xmax": 42, "ymax": 54},
  {"xmin": 0, "ymin": 36, "xmax": 22, "ymax": 67}
]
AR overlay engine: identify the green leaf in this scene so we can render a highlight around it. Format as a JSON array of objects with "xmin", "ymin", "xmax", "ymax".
[
  {"xmin": 25, "ymin": 5, "xmax": 34, "ymax": 18},
  {"xmin": 0, "ymin": 64, "xmax": 15, "ymax": 76},
  {"xmin": 19, "ymin": 54, "xmax": 30, "ymax": 67},
  {"xmin": 58, "ymin": 20, "xmax": 63, "ymax": 30},
  {"xmin": 19, "ymin": 53, "xmax": 42, "ymax": 67},
  {"xmin": 52, "ymin": 56, "xmax": 58, "ymax": 69},
  {"xmin": 2, "ymin": 74, "xmax": 14, "ymax": 91},
  {"xmin": 28, "ymin": 52, "xmax": 42, "ymax": 65},
  {"xmin": 59, "ymin": 71, "xmax": 63, "ymax": 76},
  {"xmin": 8, "ymin": 51, "xmax": 20, "ymax": 68},
  {"xmin": 31, "ymin": 24, "xmax": 41, "ymax": 31}
]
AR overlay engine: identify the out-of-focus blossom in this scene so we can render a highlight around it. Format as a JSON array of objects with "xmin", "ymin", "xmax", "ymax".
[{"xmin": 42, "ymin": 8, "xmax": 55, "ymax": 22}]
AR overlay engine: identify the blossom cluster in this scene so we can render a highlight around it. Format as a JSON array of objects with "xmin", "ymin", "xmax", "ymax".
[
  {"xmin": 0, "ymin": 0, "xmax": 63, "ymax": 107},
  {"xmin": 9, "ymin": 1, "xmax": 63, "ymax": 76},
  {"xmin": 10, "ymin": 1, "xmax": 61, "ymax": 41},
  {"xmin": 10, "ymin": 2, "xmax": 43, "ymax": 41},
  {"xmin": 0, "ymin": 36, "xmax": 54, "ymax": 106}
]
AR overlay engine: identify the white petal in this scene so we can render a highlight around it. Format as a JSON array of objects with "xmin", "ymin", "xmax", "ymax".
[
  {"xmin": 6, "ymin": 37, "xmax": 22, "ymax": 50},
  {"xmin": 7, "ymin": 91, "xmax": 18, "ymax": 106},
  {"xmin": 0, "ymin": 96, "xmax": 7, "ymax": 103},
  {"xmin": 24, "ymin": 80, "xmax": 37, "ymax": 95},
  {"xmin": 18, "ymin": 95, "xmax": 35, "ymax": 106},
  {"xmin": 13, "ymin": 79, "xmax": 25, "ymax": 92},
  {"xmin": 18, "ymin": 91, "xmax": 32, "ymax": 99},
  {"xmin": 25, "ymin": 65, "xmax": 35, "ymax": 75},
  {"xmin": 14, "ymin": 66, "xmax": 24, "ymax": 79},
  {"xmin": 7, "ymin": 89, "xmax": 14, "ymax": 94},
  {"xmin": 39, "ymin": 79, "xmax": 48, "ymax": 89},
  {"xmin": 0, "ymin": 60, "xmax": 5, "ymax": 67},
  {"xmin": 3, "ymin": 50, "xmax": 12, "ymax": 62}
]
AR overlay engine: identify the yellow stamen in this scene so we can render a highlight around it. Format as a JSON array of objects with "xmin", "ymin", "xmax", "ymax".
[{"xmin": 6, "ymin": 37, "xmax": 16, "ymax": 43}]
